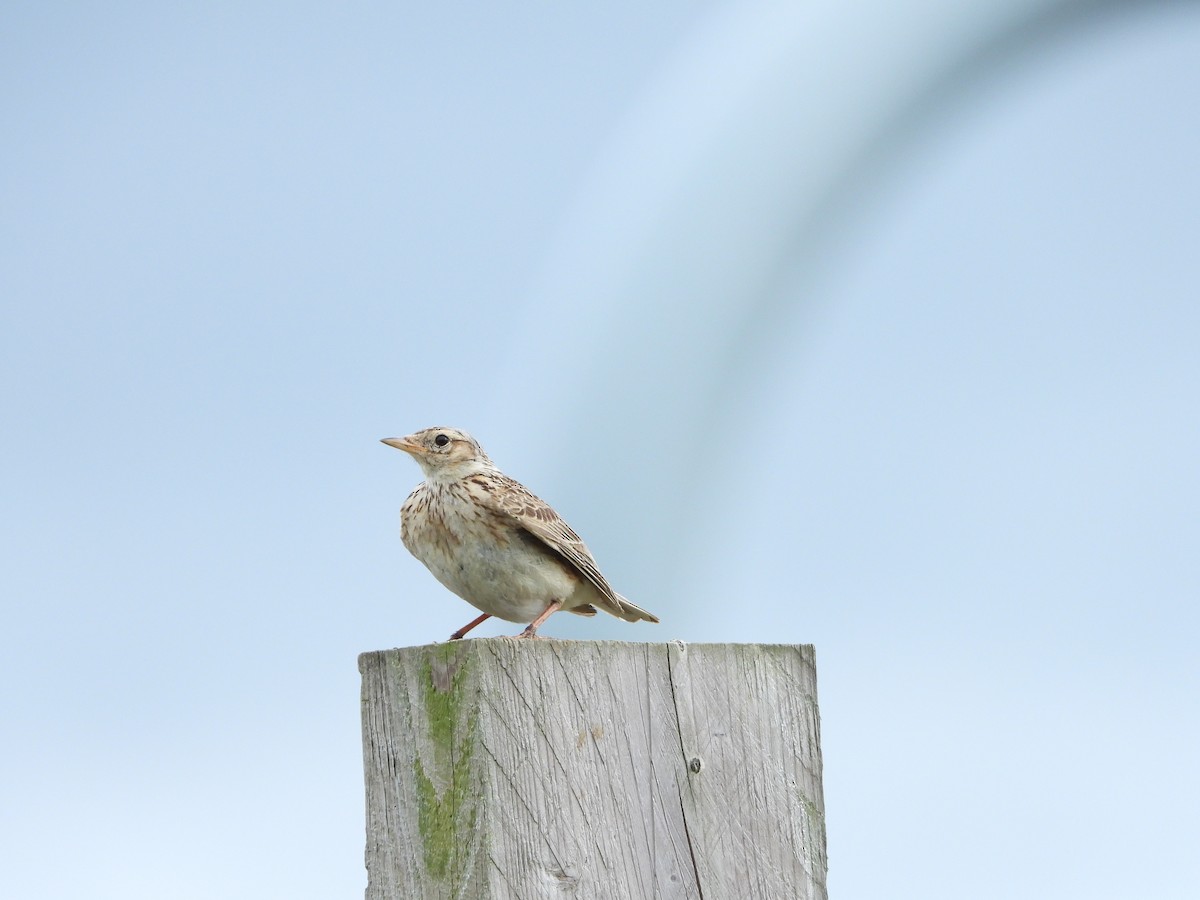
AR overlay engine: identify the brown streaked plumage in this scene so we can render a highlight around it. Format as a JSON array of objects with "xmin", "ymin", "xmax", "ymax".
[{"xmin": 381, "ymin": 427, "xmax": 659, "ymax": 639}]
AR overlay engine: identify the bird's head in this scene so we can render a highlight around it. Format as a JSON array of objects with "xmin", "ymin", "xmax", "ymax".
[{"xmin": 381, "ymin": 427, "xmax": 491, "ymax": 480}]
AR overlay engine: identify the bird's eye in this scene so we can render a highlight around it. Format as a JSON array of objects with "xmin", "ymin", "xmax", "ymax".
[{"xmin": 433, "ymin": 434, "xmax": 450, "ymax": 447}]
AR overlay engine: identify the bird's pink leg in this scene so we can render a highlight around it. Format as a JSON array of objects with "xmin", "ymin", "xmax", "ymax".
[
  {"xmin": 449, "ymin": 613, "xmax": 492, "ymax": 640},
  {"xmin": 517, "ymin": 600, "xmax": 563, "ymax": 639}
]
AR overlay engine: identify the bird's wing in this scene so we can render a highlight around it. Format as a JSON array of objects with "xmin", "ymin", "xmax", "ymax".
[{"xmin": 470, "ymin": 472, "xmax": 626, "ymax": 607}]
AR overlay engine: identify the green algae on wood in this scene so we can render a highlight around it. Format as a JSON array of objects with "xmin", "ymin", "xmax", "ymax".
[{"xmin": 413, "ymin": 642, "xmax": 479, "ymax": 881}]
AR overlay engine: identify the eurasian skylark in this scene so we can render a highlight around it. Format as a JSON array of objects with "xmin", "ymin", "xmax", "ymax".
[{"xmin": 382, "ymin": 427, "xmax": 659, "ymax": 639}]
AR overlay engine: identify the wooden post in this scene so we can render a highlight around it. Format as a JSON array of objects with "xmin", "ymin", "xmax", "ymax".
[{"xmin": 359, "ymin": 640, "xmax": 826, "ymax": 899}]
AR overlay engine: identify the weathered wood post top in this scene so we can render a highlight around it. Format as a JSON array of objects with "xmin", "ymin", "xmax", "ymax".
[{"xmin": 360, "ymin": 640, "xmax": 826, "ymax": 899}]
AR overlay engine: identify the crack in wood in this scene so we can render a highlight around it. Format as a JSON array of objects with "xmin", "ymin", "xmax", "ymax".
[{"xmin": 666, "ymin": 642, "xmax": 706, "ymax": 900}]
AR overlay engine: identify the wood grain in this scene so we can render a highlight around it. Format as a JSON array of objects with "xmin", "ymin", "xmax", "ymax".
[{"xmin": 360, "ymin": 640, "xmax": 826, "ymax": 899}]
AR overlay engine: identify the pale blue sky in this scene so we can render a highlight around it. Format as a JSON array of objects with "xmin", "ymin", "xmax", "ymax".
[{"xmin": 2, "ymin": 2, "xmax": 1198, "ymax": 898}]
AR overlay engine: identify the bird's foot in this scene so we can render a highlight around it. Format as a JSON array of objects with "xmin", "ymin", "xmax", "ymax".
[
  {"xmin": 447, "ymin": 612, "xmax": 492, "ymax": 641},
  {"xmin": 513, "ymin": 599, "xmax": 562, "ymax": 639}
]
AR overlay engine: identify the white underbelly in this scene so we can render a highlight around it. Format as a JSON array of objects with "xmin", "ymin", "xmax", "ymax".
[{"xmin": 405, "ymin": 514, "xmax": 585, "ymax": 623}]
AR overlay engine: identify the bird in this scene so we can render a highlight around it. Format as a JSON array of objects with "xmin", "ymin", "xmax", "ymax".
[{"xmin": 381, "ymin": 427, "xmax": 659, "ymax": 640}]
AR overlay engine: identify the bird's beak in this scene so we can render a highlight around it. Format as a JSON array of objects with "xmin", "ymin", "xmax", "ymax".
[{"xmin": 381, "ymin": 436, "xmax": 423, "ymax": 455}]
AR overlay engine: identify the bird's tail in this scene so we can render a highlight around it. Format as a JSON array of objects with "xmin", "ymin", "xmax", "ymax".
[{"xmin": 613, "ymin": 594, "xmax": 660, "ymax": 624}]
